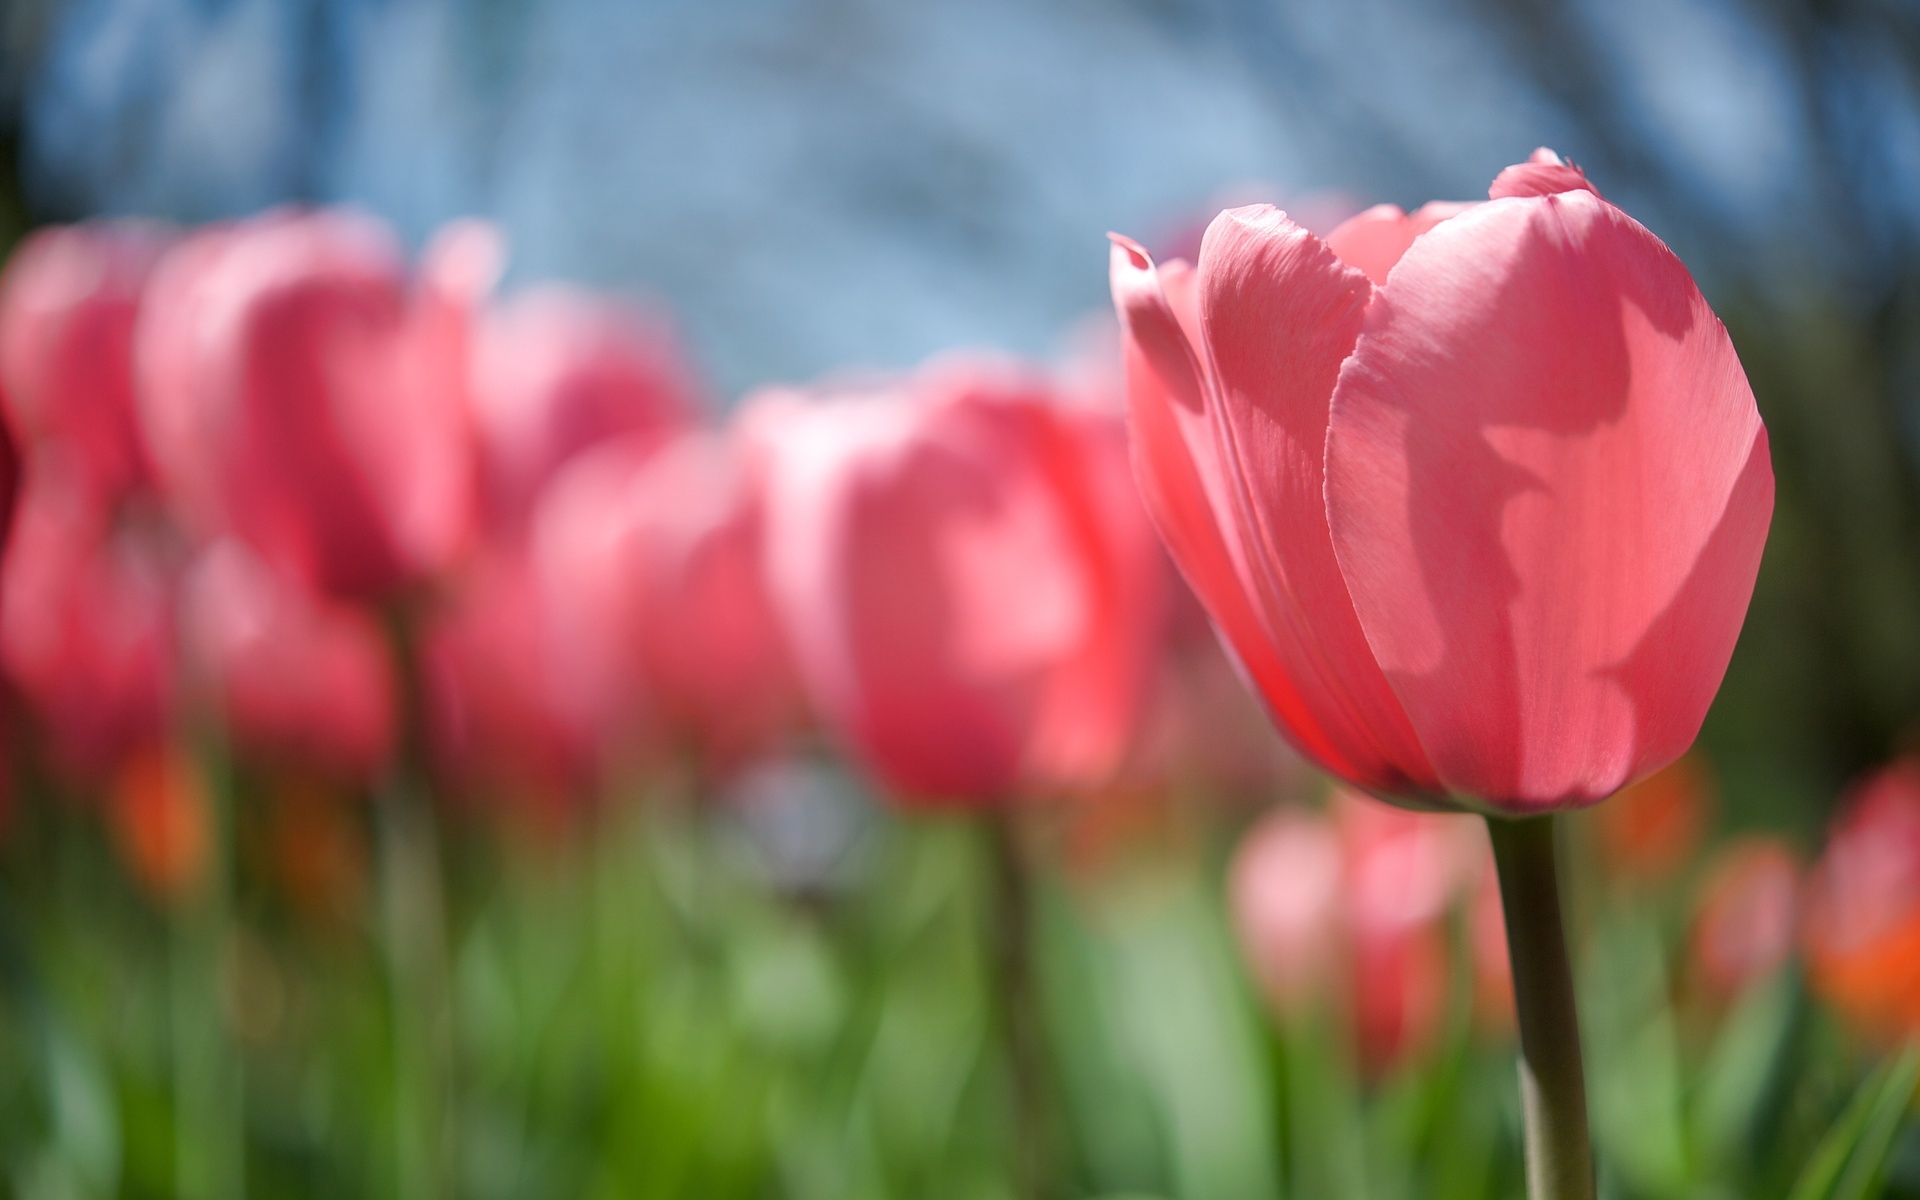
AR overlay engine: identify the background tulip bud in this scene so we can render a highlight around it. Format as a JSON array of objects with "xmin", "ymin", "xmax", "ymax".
[
  {"xmin": 469, "ymin": 286, "xmax": 698, "ymax": 533},
  {"xmin": 754, "ymin": 357, "xmax": 1166, "ymax": 807},
  {"xmin": 533, "ymin": 427, "xmax": 802, "ymax": 775},
  {"xmin": 135, "ymin": 209, "xmax": 475, "ymax": 600},
  {"xmin": 0, "ymin": 221, "xmax": 170, "ymax": 503},
  {"xmin": 1802, "ymin": 761, "xmax": 1920, "ymax": 1041}
]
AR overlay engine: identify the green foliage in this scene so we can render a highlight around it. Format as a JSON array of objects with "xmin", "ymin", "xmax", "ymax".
[{"xmin": 0, "ymin": 780, "xmax": 1907, "ymax": 1199}]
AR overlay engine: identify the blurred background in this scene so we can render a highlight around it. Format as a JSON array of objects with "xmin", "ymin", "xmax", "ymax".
[
  {"xmin": 0, "ymin": 0, "xmax": 1917, "ymax": 1197},
  {"xmin": 8, "ymin": 0, "xmax": 1920, "ymax": 815}
]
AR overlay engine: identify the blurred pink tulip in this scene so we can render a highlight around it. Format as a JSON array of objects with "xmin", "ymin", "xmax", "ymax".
[
  {"xmin": 1802, "ymin": 761, "xmax": 1920, "ymax": 1040},
  {"xmin": 1230, "ymin": 806, "xmax": 1344, "ymax": 1014},
  {"xmin": 0, "ymin": 221, "xmax": 169, "ymax": 501},
  {"xmin": 0, "ymin": 454, "xmax": 174, "ymax": 779},
  {"xmin": 469, "ymin": 285, "xmax": 698, "ymax": 531},
  {"xmin": 1111, "ymin": 148, "xmax": 1773, "ymax": 813},
  {"xmin": 1692, "ymin": 837, "xmax": 1799, "ymax": 1000},
  {"xmin": 753, "ymin": 356, "xmax": 1166, "ymax": 807},
  {"xmin": 1230, "ymin": 792, "xmax": 1483, "ymax": 1074},
  {"xmin": 180, "ymin": 539, "xmax": 396, "ymax": 780},
  {"xmin": 135, "ymin": 209, "xmax": 479, "ymax": 600},
  {"xmin": 533, "ymin": 427, "xmax": 801, "ymax": 773},
  {"xmin": 421, "ymin": 549, "xmax": 589, "ymax": 816},
  {"xmin": 1337, "ymin": 793, "xmax": 1482, "ymax": 1072}
]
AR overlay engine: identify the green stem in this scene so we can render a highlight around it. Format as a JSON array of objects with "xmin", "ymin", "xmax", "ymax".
[
  {"xmin": 1485, "ymin": 814, "xmax": 1594, "ymax": 1200},
  {"xmin": 987, "ymin": 814, "xmax": 1055, "ymax": 1200},
  {"xmin": 171, "ymin": 739, "xmax": 243, "ymax": 1200},
  {"xmin": 377, "ymin": 604, "xmax": 452, "ymax": 1200}
]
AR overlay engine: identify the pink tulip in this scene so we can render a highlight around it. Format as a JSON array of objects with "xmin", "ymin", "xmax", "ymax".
[
  {"xmin": 0, "ymin": 454, "xmax": 174, "ymax": 779},
  {"xmin": 1802, "ymin": 762, "xmax": 1920, "ymax": 1041},
  {"xmin": 420, "ymin": 549, "xmax": 590, "ymax": 815},
  {"xmin": 1230, "ymin": 806, "xmax": 1344, "ymax": 1014},
  {"xmin": 1691, "ymin": 837, "xmax": 1799, "ymax": 1000},
  {"xmin": 135, "ymin": 209, "xmax": 478, "ymax": 600},
  {"xmin": 1230, "ymin": 792, "xmax": 1482, "ymax": 1074},
  {"xmin": 1111, "ymin": 149, "xmax": 1773, "ymax": 813},
  {"xmin": 0, "ymin": 222, "xmax": 170, "ymax": 501},
  {"xmin": 532, "ymin": 427, "xmax": 801, "ymax": 773},
  {"xmin": 753, "ymin": 356, "xmax": 1166, "ymax": 807},
  {"xmin": 469, "ymin": 285, "xmax": 698, "ymax": 531},
  {"xmin": 179, "ymin": 539, "xmax": 396, "ymax": 780}
]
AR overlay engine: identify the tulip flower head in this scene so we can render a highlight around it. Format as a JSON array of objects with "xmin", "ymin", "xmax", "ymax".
[
  {"xmin": 180, "ymin": 539, "xmax": 397, "ymax": 781},
  {"xmin": 1, "ymin": 454, "xmax": 175, "ymax": 781},
  {"xmin": 1594, "ymin": 753, "xmax": 1715, "ymax": 883},
  {"xmin": 469, "ymin": 285, "xmax": 698, "ymax": 531},
  {"xmin": 109, "ymin": 743, "xmax": 211, "ymax": 903},
  {"xmin": 422, "ymin": 549, "xmax": 592, "ymax": 818},
  {"xmin": 135, "ymin": 209, "xmax": 476, "ymax": 600},
  {"xmin": 0, "ymin": 221, "xmax": 170, "ymax": 503},
  {"xmin": 533, "ymin": 428, "xmax": 802, "ymax": 774},
  {"xmin": 1692, "ymin": 836, "xmax": 1799, "ymax": 1001},
  {"xmin": 1803, "ymin": 762, "xmax": 1920, "ymax": 1041},
  {"xmin": 1230, "ymin": 792, "xmax": 1483, "ymax": 1075},
  {"xmin": 755, "ymin": 357, "xmax": 1166, "ymax": 807},
  {"xmin": 1111, "ymin": 149, "xmax": 1773, "ymax": 814}
]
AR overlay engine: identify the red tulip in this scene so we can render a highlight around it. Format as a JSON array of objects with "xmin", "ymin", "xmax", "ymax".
[
  {"xmin": 1593, "ymin": 753, "xmax": 1715, "ymax": 883},
  {"xmin": 135, "ymin": 209, "xmax": 477, "ymax": 600},
  {"xmin": 0, "ymin": 454, "xmax": 175, "ymax": 780},
  {"xmin": 109, "ymin": 743, "xmax": 210, "ymax": 902},
  {"xmin": 1803, "ymin": 762, "xmax": 1920, "ymax": 1040},
  {"xmin": 1110, "ymin": 149, "xmax": 1773, "ymax": 813},
  {"xmin": 753, "ymin": 356, "xmax": 1166, "ymax": 806},
  {"xmin": 1692, "ymin": 837, "xmax": 1799, "ymax": 1000},
  {"xmin": 469, "ymin": 285, "xmax": 698, "ymax": 531},
  {"xmin": 0, "ymin": 221, "xmax": 170, "ymax": 500},
  {"xmin": 180, "ymin": 539, "xmax": 396, "ymax": 780},
  {"xmin": 420, "ymin": 549, "xmax": 590, "ymax": 816},
  {"xmin": 533, "ymin": 427, "xmax": 801, "ymax": 773}
]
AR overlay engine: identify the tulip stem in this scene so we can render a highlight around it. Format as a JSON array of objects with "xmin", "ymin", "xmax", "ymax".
[
  {"xmin": 377, "ymin": 604, "xmax": 452, "ymax": 1200},
  {"xmin": 987, "ymin": 814, "xmax": 1056, "ymax": 1200},
  {"xmin": 173, "ymin": 728, "xmax": 243, "ymax": 1200},
  {"xmin": 1486, "ymin": 814, "xmax": 1594, "ymax": 1200}
]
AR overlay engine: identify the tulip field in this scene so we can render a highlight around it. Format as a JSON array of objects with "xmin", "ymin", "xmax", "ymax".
[{"xmin": 0, "ymin": 146, "xmax": 1913, "ymax": 1200}]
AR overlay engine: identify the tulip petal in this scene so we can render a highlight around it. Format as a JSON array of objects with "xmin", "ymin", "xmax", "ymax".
[
  {"xmin": 1194, "ymin": 207, "xmax": 1441, "ymax": 796},
  {"xmin": 1324, "ymin": 201, "xmax": 1477, "ymax": 287},
  {"xmin": 1110, "ymin": 236, "xmax": 1387, "ymax": 784},
  {"xmin": 1489, "ymin": 147, "xmax": 1602, "ymax": 200},
  {"xmin": 1326, "ymin": 190, "xmax": 1772, "ymax": 810}
]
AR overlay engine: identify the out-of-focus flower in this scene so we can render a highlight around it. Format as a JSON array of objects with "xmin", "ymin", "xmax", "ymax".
[
  {"xmin": 754, "ymin": 356, "xmax": 1166, "ymax": 807},
  {"xmin": 1692, "ymin": 837, "xmax": 1799, "ymax": 1001},
  {"xmin": 1230, "ymin": 806, "xmax": 1344, "ymax": 1014},
  {"xmin": 1338, "ymin": 793, "xmax": 1482, "ymax": 1073},
  {"xmin": 533, "ymin": 427, "xmax": 801, "ymax": 773},
  {"xmin": 1803, "ymin": 762, "xmax": 1920, "ymax": 1040},
  {"xmin": 109, "ymin": 743, "xmax": 210, "ymax": 902},
  {"xmin": 1594, "ymin": 754, "xmax": 1715, "ymax": 883},
  {"xmin": 135, "ymin": 208, "xmax": 477, "ymax": 600},
  {"xmin": 180, "ymin": 539, "xmax": 395, "ymax": 781},
  {"xmin": 1110, "ymin": 149, "xmax": 1773, "ymax": 814},
  {"xmin": 0, "ymin": 455, "xmax": 174, "ymax": 780},
  {"xmin": 264, "ymin": 773, "xmax": 368, "ymax": 928},
  {"xmin": 1471, "ymin": 858, "xmax": 1515, "ymax": 1034},
  {"xmin": 469, "ymin": 285, "xmax": 698, "ymax": 531},
  {"xmin": 1230, "ymin": 792, "xmax": 1483, "ymax": 1075},
  {"xmin": 0, "ymin": 222, "xmax": 170, "ymax": 501},
  {"xmin": 421, "ymin": 549, "xmax": 589, "ymax": 818}
]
